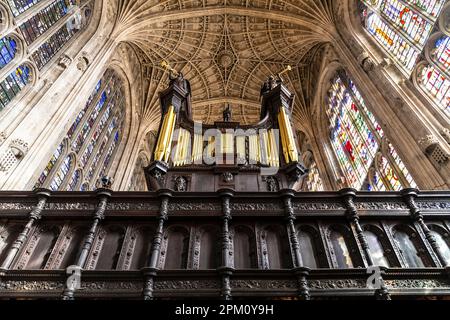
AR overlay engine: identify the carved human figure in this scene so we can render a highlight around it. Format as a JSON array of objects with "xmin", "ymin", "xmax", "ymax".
[{"xmin": 174, "ymin": 176, "xmax": 188, "ymax": 192}]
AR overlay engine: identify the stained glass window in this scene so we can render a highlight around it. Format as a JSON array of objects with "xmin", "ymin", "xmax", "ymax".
[
  {"xmin": 37, "ymin": 69, "xmax": 125, "ymax": 191},
  {"xmin": 360, "ymin": 0, "xmax": 445, "ymax": 74},
  {"xmin": 19, "ymin": 0, "xmax": 76, "ymax": 45},
  {"xmin": 326, "ymin": 71, "xmax": 416, "ymax": 191},
  {"xmin": 0, "ymin": 64, "xmax": 32, "ymax": 112},
  {"xmin": 49, "ymin": 155, "xmax": 72, "ymax": 191},
  {"xmin": 417, "ymin": 36, "xmax": 450, "ymax": 115},
  {"xmin": 37, "ymin": 143, "xmax": 63, "ymax": 185},
  {"xmin": 0, "ymin": 37, "xmax": 17, "ymax": 70},
  {"xmin": 31, "ymin": 9, "xmax": 89, "ymax": 70},
  {"xmin": 6, "ymin": 0, "xmax": 43, "ymax": 17},
  {"xmin": 67, "ymin": 169, "xmax": 81, "ymax": 191}
]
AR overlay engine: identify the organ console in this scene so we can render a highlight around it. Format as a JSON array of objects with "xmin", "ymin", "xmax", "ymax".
[{"xmin": 145, "ymin": 62, "xmax": 308, "ymax": 192}]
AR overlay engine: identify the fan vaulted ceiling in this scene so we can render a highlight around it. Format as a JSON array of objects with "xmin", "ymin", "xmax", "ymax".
[{"xmin": 111, "ymin": 0, "xmax": 338, "ymax": 127}]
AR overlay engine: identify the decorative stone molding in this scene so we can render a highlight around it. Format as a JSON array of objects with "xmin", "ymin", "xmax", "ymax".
[
  {"xmin": 379, "ymin": 57, "xmax": 393, "ymax": 69},
  {"xmin": 361, "ymin": 57, "xmax": 375, "ymax": 72},
  {"xmin": 441, "ymin": 128, "xmax": 450, "ymax": 145},
  {"xmin": 58, "ymin": 54, "xmax": 72, "ymax": 68},
  {"xmin": 439, "ymin": 3, "xmax": 450, "ymax": 36},
  {"xmin": 9, "ymin": 139, "xmax": 29, "ymax": 159},
  {"xmin": 0, "ymin": 132, "xmax": 6, "ymax": 145},
  {"xmin": 418, "ymin": 135, "xmax": 449, "ymax": 166},
  {"xmin": 76, "ymin": 56, "xmax": 89, "ymax": 72},
  {"xmin": 0, "ymin": 149, "xmax": 17, "ymax": 172},
  {"xmin": 419, "ymin": 135, "xmax": 439, "ymax": 153},
  {"xmin": 0, "ymin": 139, "xmax": 29, "ymax": 172}
]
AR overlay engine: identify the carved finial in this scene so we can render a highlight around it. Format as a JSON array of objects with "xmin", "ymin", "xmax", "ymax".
[
  {"xmin": 160, "ymin": 60, "xmax": 179, "ymax": 78},
  {"xmin": 261, "ymin": 65, "xmax": 293, "ymax": 96},
  {"xmin": 276, "ymin": 65, "xmax": 292, "ymax": 83},
  {"xmin": 98, "ymin": 176, "xmax": 113, "ymax": 189},
  {"xmin": 223, "ymin": 104, "xmax": 232, "ymax": 122}
]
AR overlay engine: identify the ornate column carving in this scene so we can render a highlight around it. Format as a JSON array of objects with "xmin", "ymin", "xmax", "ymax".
[
  {"xmin": 281, "ymin": 189, "xmax": 310, "ymax": 300},
  {"xmin": 281, "ymin": 190, "xmax": 302, "ymax": 268},
  {"xmin": 402, "ymin": 189, "xmax": 449, "ymax": 267},
  {"xmin": 61, "ymin": 187, "xmax": 111, "ymax": 300},
  {"xmin": 340, "ymin": 188, "xmax": 373, "ymax": 267},
  {"xmin": 340, "ymin": 189, "xmax": 391, "ymax": 300},
  {"xmin": 0, "ymin": 188, "xmax": 50, "ymax": 273},
  {"xmin": 218, "ymin": 189, "xmax": 234, "ymax": 300},
  {"xmin": 142, "ymin": 190, "xmax": 171, "ymax": 300}
]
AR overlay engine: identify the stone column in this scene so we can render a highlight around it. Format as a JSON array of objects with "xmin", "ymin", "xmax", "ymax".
[
  {"xmin": 61, "ymin": 187, "xmax": 111, "ymax": 300},
  {"xmin": 402, "ymin": 188, "xmax": 449, "ymax": 267},
  {"xmin": 142, "ymin": 189, "xmax": 171, "ymax": 300},
  {"xmin": 0, "ymin": 188, "xmax": 51, "ymax": 273},
  {"xmin": 218, "ymin": 189, "xmax": 234, "ymax": 300}
]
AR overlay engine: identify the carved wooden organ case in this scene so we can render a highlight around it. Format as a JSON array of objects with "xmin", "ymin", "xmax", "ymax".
[{"xmin": 145, "ymin": 74, "xmax": 308, "ymax": 193}]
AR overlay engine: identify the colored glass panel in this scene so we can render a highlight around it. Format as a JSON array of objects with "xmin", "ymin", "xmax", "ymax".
[
  {"xmin": 0, "ymin": 65, "xmax": 32, "ymax": 112},
  {"xmin": 419, "ymin": 65, "xmax": 450, "ymax": 115},
  {"xmin": 0, "ymin": 37, "xmax": 17, "ymax": 70},
  {"xmin": 7, "ymin": 0, "xmax": 43, "ymax": 17}
]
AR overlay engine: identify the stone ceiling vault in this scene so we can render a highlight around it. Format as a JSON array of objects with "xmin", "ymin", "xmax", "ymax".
[{"xmin": 111, "ymin": 0, "xmax": 338, "ymax": 126}]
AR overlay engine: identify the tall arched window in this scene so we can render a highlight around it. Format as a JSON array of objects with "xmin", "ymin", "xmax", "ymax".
[
  {"xmin": 37, "ymin": 69, "xmax": 126, "ymax": 191},
  {"xmin": 326, "ymin": 70, "xmax": 416, "ymax": 190},
  {"xmin": 359, "ymin": 0, "xmax": 446, "ymax": 75},
  {"xmin": 0, "ymin": 1, "xmax": 93, "ymax": 114},
  {"xmin": 19, "ymin": 0, "xmax": 76, "ymax": 46},
  {"xmin": 30, "ymin": 4, "xmax": 92, "ymax": 70}
]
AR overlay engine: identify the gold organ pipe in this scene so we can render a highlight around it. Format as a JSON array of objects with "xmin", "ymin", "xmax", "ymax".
[
  {"xmin": 249, "ymin": 135, "xmax": 253, "ymax": 163},
  {"xmin": 236, "ymin": 136, "xmax": 246, "ymax": 163},
  {"xmin": 178, "ymin": 130, "xmax": 183, "ymax": 166},
  {"xmin": 207, "ymin": 136, "xmax": 215, "ymax": 159},
  {"xmin": 192, "ymin": 133, "xmax": 199, "ymax": 163},
  {"xmin": 260, "ymin": 131, "xmax": 269, "ymax": 166},
  {"xmin": 270, "ymin": 129, "xmax": 280, "ymax": 167},
  {"xmin": 223, "ymin": 133, "xmax": 233, "ymax": 155},
  {"xmin": 278, "ymin": 107, "xmax": 299, "ymax": 163},
  {"xmin": 181, "ymin": 129, "xmax": 189, "ymax": 166},
  {"xmin": 154, "ymin": 109, "xmax": 169, "ymax": 161},
  {"xmin": 222, "ymin": 133, "xmax": 226, "ymax": 155},
  {"xmin": 164, "ymin": 109, "xmax": 177, "ymax": 163},
  {"xmin": 174, "ymin": 128, "xmax": 185, "ymax": 166},
  {"xmin": 279, "ymin": 118, "xmax": 289, "ymax": 164},
  {"xmin": 195, "ymin": 134, "xmax": 203, "ymax": 163},
  {"xmin": 182, "ymin": 130, "xmax": 188, "ymax": 165},
  {"xmin": 154, "ymin": 105, "xmax": 176, "ymax": 162},
  {"xmin": 184, "ymin": 130, "xmax": 191, "ymax": 165}
]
